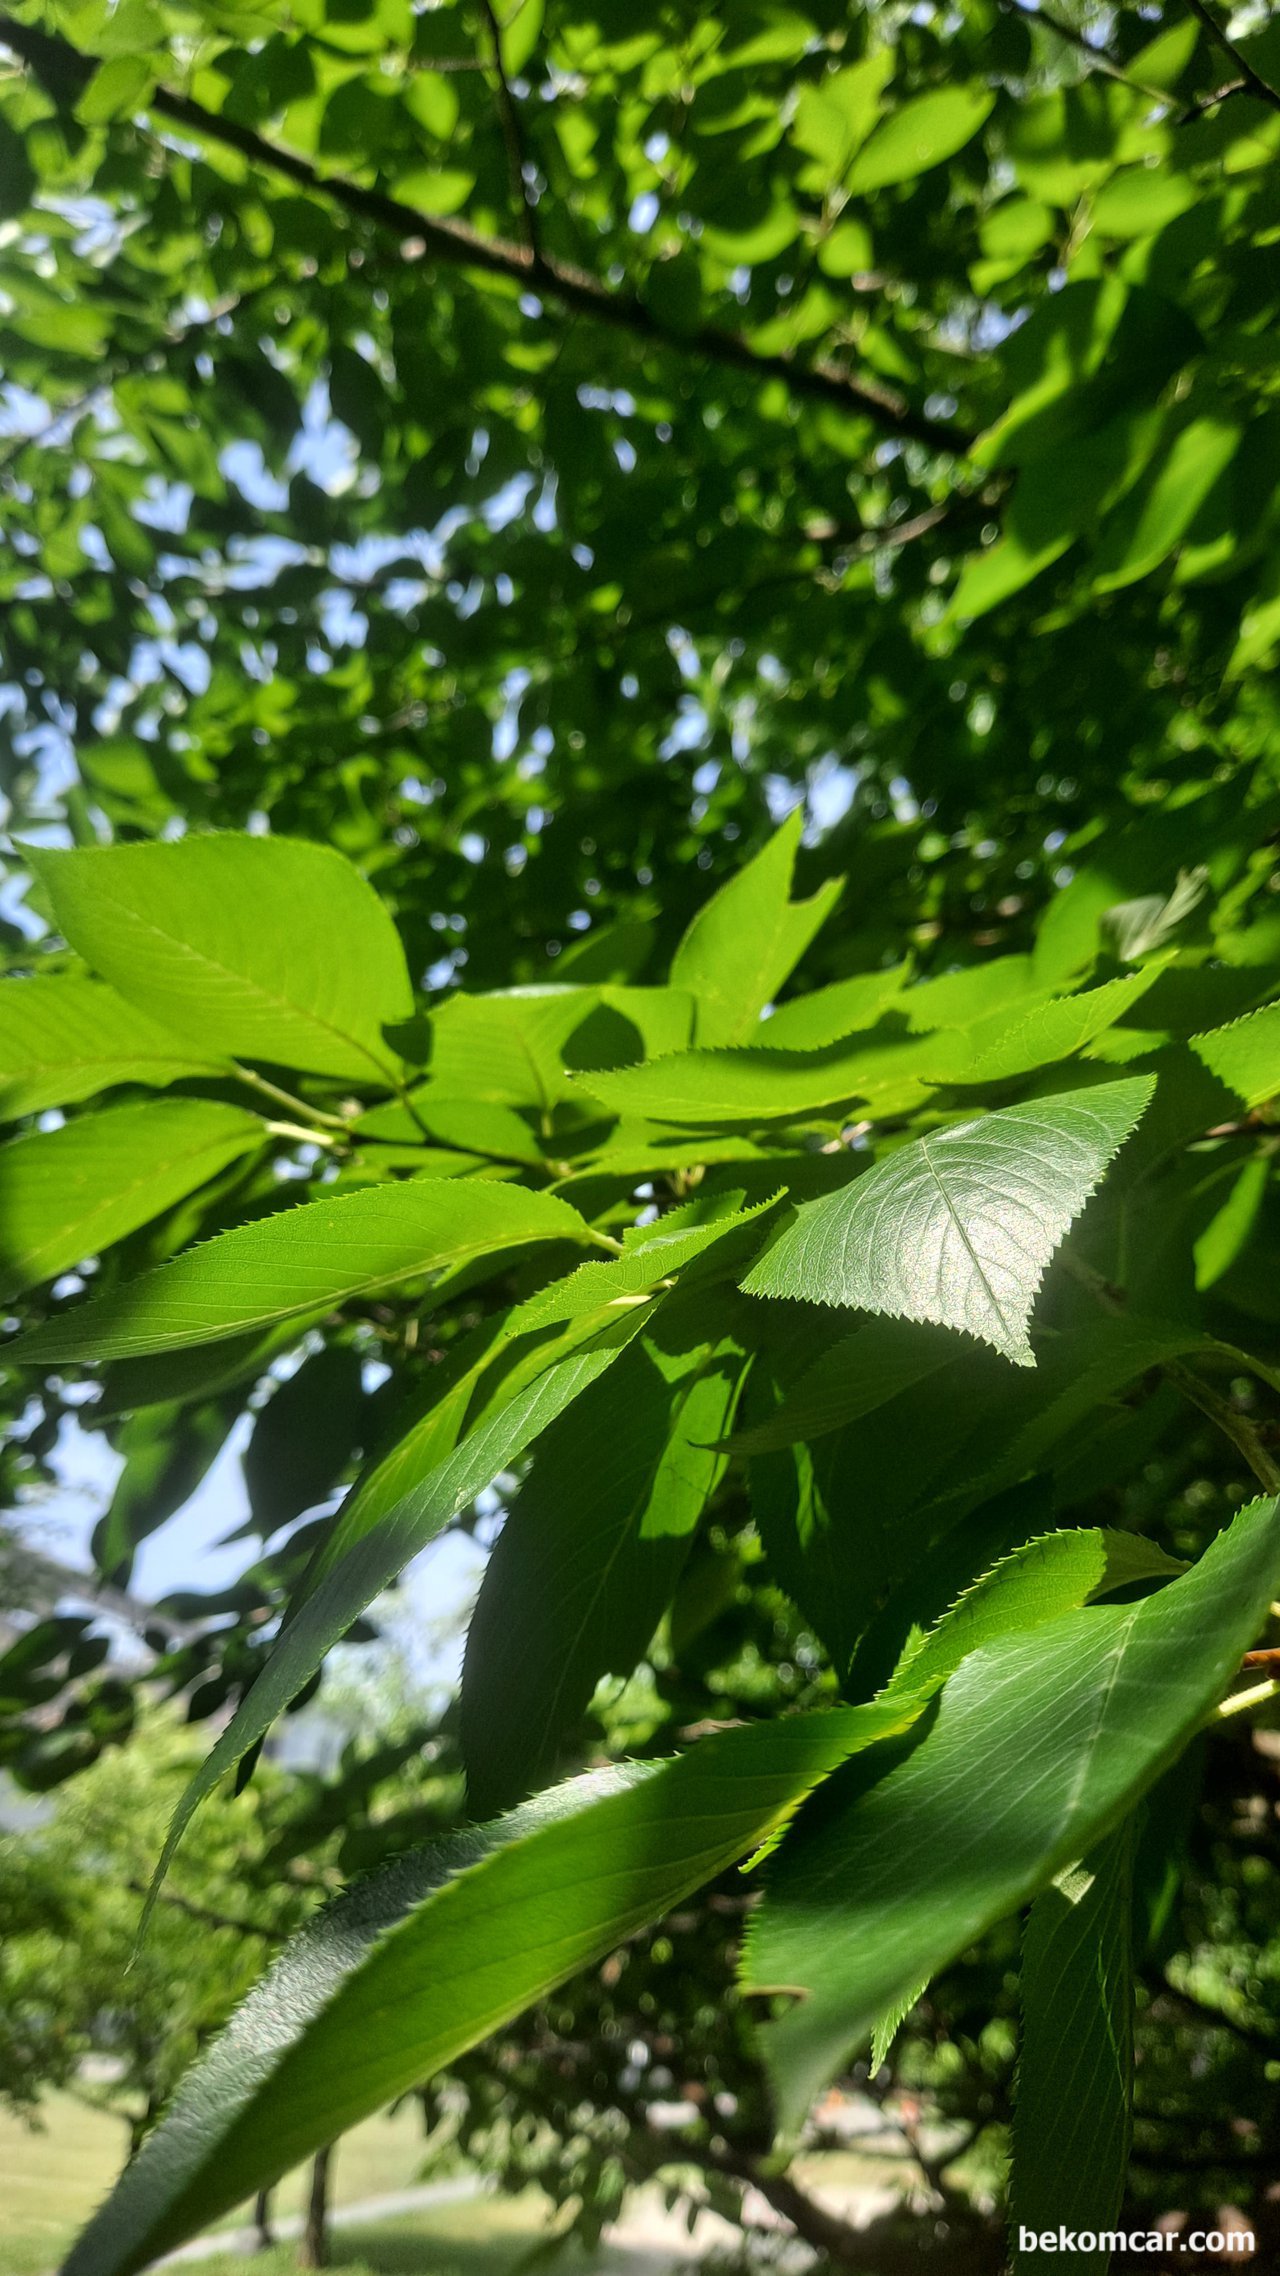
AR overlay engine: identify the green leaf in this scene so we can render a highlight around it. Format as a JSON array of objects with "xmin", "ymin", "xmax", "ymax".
[
  {"xmin": 1091, "ymin": 418, "xmax": 1242, "ymax": 594},
  {"xmin": 742, "ymin": 1492, "xmax": 1280, "ymax": 2130},
  {"xmin": 669, "ymin": 812, "xmax": 842, "ymax": 1046},
  {"xmin": 847, "ymin": 84, "xmax": 994, "ymax": 193},
  {"xmin": 755, "ymin": 963, "xmax": 910, "ymax": 1049},
  {"xmin": 355, "ymin": 1093, "xmax": 546, "ymax": 1165},
  {"xmin": 94, "ymin": 1317, "xmax": 326, "ymax": 1418},
  {"xmin": 576, "ymin": 1034, "xmax": 933, "ymax": 1126},
  {"xmin": 726, "ymin": 1315, "xmax": 951, "ymax": 1455},
  {"xmin": 1010, "ymin": 1827, "xmax": 1135, "ymax": 2275},
  {"xmin": 26, "ymin": 836, "xmax": 414, "ymax": 1085},
  {"xmin": 75, "ymin": 53, "xmax": 154, "ymax": 124},
  {"xmin": 461, "ymin": 1311, "xmax": 748, "ymax": 1815},
  {"xmin": 923, "ymin": 971, "xmax": 1164, "ymax": 1088},
  {"xmin": 741, "ymin": 1078, "xmax": 1155, "ymax": 1366},
  {"xmin": 0, "ymin": 976, "xmax": 228, "ymax": 1120},
  {"xmin": 511, "ymin": 1193, "xmax": 780, "ymax": 1330},
  {"xmin": 0, "ymin": 1100, "xmax": 265, "ymax": 1305},
  {"xmin": 883, "ymin": 1528, "xmax": 1184, "ymax": 1703},
  {"xmin": 148, "ymin": 1306, "xmax": 656, "ymax": 1905},
  {"xmin": 426, "ymin": 987, "xmax": 598, "ymax": 1108},
  {"xmin": 13, "ymin": 1176, "xmax": 594, "ymax": 1365},
  {"xmin": 65, "ymin": 1706, "xmax": 911, "ymax": 2276},
  {"xmin": 870, "ymin": 1976, "xmax": 928, "ymax": 2076},
  {"xmin": 242, "ymin": 1344, "xmax": 367, "ymax": 1534},
  {"xmin": 1191, "ymin": 1002, "xmax": 1280, "ymax": 1109},
  {"xmin": 92, "ymin": 1398, "xmax": 235, "ymax": 1583},
  {"xmin": 900, "ymin": 955, "xmax": 1042, "ymax": 1032}
]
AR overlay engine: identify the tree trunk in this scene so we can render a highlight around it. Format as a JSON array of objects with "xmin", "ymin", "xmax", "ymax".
[
  {"xmin": 252, "ymin": 2187, "xmax": 275, "ymax": 2251},
  {"xmin": 298, "ymin": 2143, "xmax": 334, "ymax": 2270}
]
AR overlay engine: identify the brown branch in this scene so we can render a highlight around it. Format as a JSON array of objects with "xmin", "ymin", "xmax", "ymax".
[
  {"xmin": 476, "ymin": 0, "xmax": 541, "ymax": 261},
  {"xmin": 0, "ymin": 12, "xmax": 969, "ymax": 455},
  {"xmin": 694, "ymin": 2139, "xmax": 994, "ymax": 2275},
  {"xmin": 1183, "ymin": 0, "xmax": 1280, "ymax": 114}
]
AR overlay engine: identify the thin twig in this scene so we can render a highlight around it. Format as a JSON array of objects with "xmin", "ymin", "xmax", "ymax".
[
  {"xmin": 230, "ymin": 1063, "xmax": 351, "ymax": 1130},
  {"xmin": 477, "ymin": 0, "xmax": 540, "ymax": 261},
  {"xmin": 1164, "ymin": 1358, "xmax": 1280, "ymax": 1494},
  {"xmin": 264, "ymin": 1117, "xmax": 341, "ymax": 1149},
  {"xmin": 997, "ymin": 0, "xmax": 1171, "ymax": 103},
  {"xmin": 0, "ymin": 12, "xmax": 970, "ymax": 454},
  {"xmin": 125, "ymin": 1877, "xmax": 278, "ymax": 1941},
  {"xmin": 1176, "ymin": 74, "xmax": 1248, "ymax": 123},
  {"xmin": 1184, "ymin": 0, "xmax": 1280, "ymax": 115}
]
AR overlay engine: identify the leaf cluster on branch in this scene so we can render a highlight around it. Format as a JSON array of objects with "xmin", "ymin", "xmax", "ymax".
[{"xmin": 0, "ymin": 812, "xmax": 1275, "ymax": 2273}]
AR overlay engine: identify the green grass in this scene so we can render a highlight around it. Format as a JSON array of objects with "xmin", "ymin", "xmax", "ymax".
[
  {"xmin": 172, "ymin": 2196, "xmax": 580, "ymax": 2276},
  {"xmin": 0, "ymin": 2089, "xmax": 453, "ymax": 2275}
]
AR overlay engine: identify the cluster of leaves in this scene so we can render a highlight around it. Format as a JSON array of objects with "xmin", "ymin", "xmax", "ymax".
[
  {"xmin": 4, "ymin": 0, "xmax": 1280, "ymax": 967},
  {"xmin": 0, "ymin": 811, "xmax": 1278, "ymax": 2275}
]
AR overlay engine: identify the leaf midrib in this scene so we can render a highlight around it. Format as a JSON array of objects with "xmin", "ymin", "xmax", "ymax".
[
  {"xmin": 89, "ymin": 880, "xmax": 396, "ymax": 1084},
  {"xmin": 914, "ymin": 1127, "xmax": 1015, "ymax": 1338}
]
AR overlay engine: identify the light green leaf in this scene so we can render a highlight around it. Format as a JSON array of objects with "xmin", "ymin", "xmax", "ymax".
[
  {"xmin": 75, "ymin": 53, "xmax": 153, "ymax": 124},
  {"xmin": 791, "ymin": 51, "xmax": 893, "ymax": 172},
  {"xmin": 1092, "ymin": 419, "xmax": 1242, "ymax": 594},
  {"xmin": 755, "ymin": 962, "xmax": 909, "ymax": 1050},
  {"xmin": 461, "ymin": 1315, "xmax": 748, "ymax": 1814},
  {"xmin": 576, "ymin": 1035, "xmax": 933, "ymax": 1126},
  {"xmin": 740, "ymin": 1078, "xmax": 1155, "ymax": 1366},
  {"xmin": 923, "ymin": 971, "xmax": 1164, "ymax": 1088},
  {"xmin": 355, "ymin": 1093, "xmax": 546, "ymax": 1166},
  {"xmin": 66, "ymin": 1706, "xmax": 911, "ymax": 2276},
  {"xmin": 512, "ymin": 1193, "xmax": 779, "ymax": 1331},
  {"xmin": 594, "ymin": 983, "xmax": 697, "ymax": 1059},
  {"xmin": 426, "ymin": 987, "xmax": 598, "ymax": 1108},
  {"xmin": 1010, "ymin": 1827, "xmax": 1134, "ymax": 2275},
  {"xmin": 27, "ymin": 835, "xmax": 414, "ymax": 1085},
  {"xmin": 742, "ymin": 1492, "xmax": 1280, "ymax": 2130},
  {"xmin": 13, "ymin": 1177, "xmax": 595, "ymax": 1364},
  {"xmin": 0, "ymin": 976, "xmax": 228, "ymax": 1120},
  {"xmin": 870, "ymin": 1977, "xmax": 928, "ymax": 2076},
  {"xmin": 883, "ymin": 1529, "xmax": 1184, "ymax": 1703},
  {"xmin": 847, "ymin": 84, "xmax": 994, "ymax": 193},
  {"xmin": 0, "ymin": 1100, "xmax": 265, "ymax": 1305},
  {"xmin": 1191, "ymin": 1002, "xmax": 1280, "ymax": 1109},
  {"xmin": 900, "ymin": 956, "xmax": 1041, "ymax": 1032},
  {"xmin": 669, "ymin": 811, "xmax": 842, "ymax": 1046},
  {"xmin": 1195, "ymin": 1154, "xmax": 1269, "ymax": 1289}
]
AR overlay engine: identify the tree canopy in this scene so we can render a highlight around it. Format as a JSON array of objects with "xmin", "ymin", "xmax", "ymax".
[{"xmin": 3, "ymin": 2, "xmax": 1280, "ymax": 2272}]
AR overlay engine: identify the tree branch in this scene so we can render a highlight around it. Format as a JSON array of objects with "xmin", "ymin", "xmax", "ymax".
[
  {"xmin": 124, "ymin": 1877, "xmax": 278, "ymax": 1942},
  {"xmin": 1176, "ymin": 74, "xmax": 1248, "ymax": 124},
  {"xmin": 1164, "ymin": 1359, "xmax": 1280, "ymax": 1495},
  {"xmin": 476, "ymin": 0, "xmax": 541, "ymax": 261},
  {"xmin": 0, "ymin": 12, "xmax": 970, "ymax": 455},
  {"xmin": 996, "ymin": 0, "xmax": 1171, "ymax": 103},
  {"xmin": 1183, "ymin": 0, "xmax": 1280, "ymax": 115}
]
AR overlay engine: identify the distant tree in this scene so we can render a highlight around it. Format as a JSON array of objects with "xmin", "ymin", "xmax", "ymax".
[{"xmin": 0, "ymin": 1719, "xmax": 304, "ymax": 2153}]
